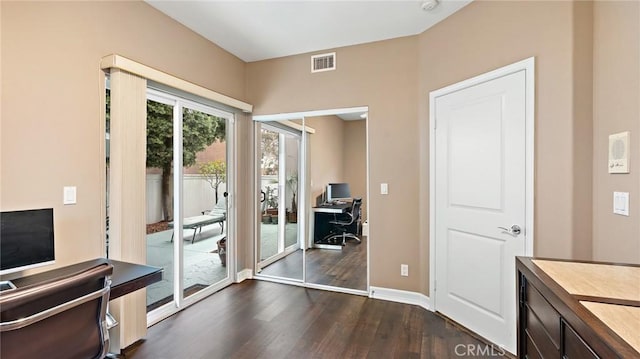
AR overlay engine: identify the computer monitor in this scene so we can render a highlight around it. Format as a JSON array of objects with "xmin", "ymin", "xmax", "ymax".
[
  {"xmin": 326, "ymin": 183, "xmax": 351, "ymax": 202},
  {"xmin": 0, "ymin": 208, "xmax": 55, "ymax": 275}
]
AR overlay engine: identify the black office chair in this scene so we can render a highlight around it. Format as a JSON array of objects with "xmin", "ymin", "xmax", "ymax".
[
  {"xmin": 0, "ymin": 262, "xmax": 113, "ymax": 359},
  {"xmin": 323, "ymin": 197, "xmax": 362, "ymax": 245}
]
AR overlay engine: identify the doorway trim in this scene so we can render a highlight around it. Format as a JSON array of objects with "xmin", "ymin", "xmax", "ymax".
[{"xmin": 428, "ymin": 57, "xmax": 535, "ymax": 310}]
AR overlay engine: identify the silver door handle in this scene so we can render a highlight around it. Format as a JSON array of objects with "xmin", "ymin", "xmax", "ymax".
[{"xmin": 498, "ymin": 225, "xmax": 521, "ymax": 235}]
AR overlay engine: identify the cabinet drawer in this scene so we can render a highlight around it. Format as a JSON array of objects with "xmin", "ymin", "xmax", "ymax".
[
  {"xmin": 563, "ymin": 320, "xmax": 599, "ymax": 359},
  {"xmin": 527, "ymin": 283, "xmax": 561, "ymax": 348},
  {"xmin": 526, "ymin": 306, "xmax": 559, "ymax": 358},
  {"xmin": 524, "ymin": 331, "xmax": 543, "ymax": 359}
]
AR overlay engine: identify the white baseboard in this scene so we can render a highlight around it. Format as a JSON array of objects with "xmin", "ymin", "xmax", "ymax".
[
  {"xmin": 369, "ymin": 286, "xmax": 432, "ymax": 311},
  {"xmin": 236, "ymin": 268, "xmax": 253, "ymax": 283}
]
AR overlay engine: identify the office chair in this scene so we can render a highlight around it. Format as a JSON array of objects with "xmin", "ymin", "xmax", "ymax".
[
  {"xmin": 0, "ymin": 261, "xmax": 113, "ymax": 359},
  {"xmin": 324, "ymin": 197, "xmax": 362, "ymax": 245}
]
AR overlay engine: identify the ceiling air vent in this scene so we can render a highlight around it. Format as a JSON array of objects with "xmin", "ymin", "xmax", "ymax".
[{"xmin": 311, "ymin": 52, "xmax": 336, "ymax": 73}]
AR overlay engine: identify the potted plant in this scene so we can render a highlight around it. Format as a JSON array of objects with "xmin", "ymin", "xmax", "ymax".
[
  {"xmin": 262, "ymin": 185, "xmax": 278, "ymax": 223},
  {"xmin": 261, "ymin": 212, "xmax": 271, "ymax": 224}
]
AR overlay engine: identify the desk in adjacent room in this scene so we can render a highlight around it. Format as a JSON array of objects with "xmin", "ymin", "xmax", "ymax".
[{"xmin": 310, "ymin": 202, "xmax": 354, "ymax": 250}]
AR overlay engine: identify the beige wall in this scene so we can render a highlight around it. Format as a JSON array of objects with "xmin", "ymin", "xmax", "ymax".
[
  {"xmin": 571, "ymin": 1, "xmax": 595, "ymax": 261},
  {"xmin": 248, "ymin": 1, "xmax": 630, "ymax": 295},
  {"xmin": 304, "ymin": 116, "xmax": 368, "ymax": 219},
  {"xmin": 306, "ymin": 115, "xmax": 346, "ymax": 203},
  {"xmin": 0, "ymin": 1, "xmax": 250, "ymax": 272},
  {"xmin": 343, "ymin": 120, "xmax": 367, "ymax": 220},
  {"xmin": 592, "ymin": 1, "xmax": 640, "ymax": 263},
  {"xmin": 419, "ymin": 0, "xmax": 587, "ymax": 273},
  {"xmin": 248, "ymin": 37, "xmax": 420, "ymax": 291}
]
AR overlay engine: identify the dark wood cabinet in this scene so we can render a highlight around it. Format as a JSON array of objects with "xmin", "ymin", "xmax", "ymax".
[{"xmin": 517, "ymin": 257, "xmax": 639, "ymax": 359}]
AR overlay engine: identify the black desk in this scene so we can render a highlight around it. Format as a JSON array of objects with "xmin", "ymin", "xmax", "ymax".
[
  {"xmin": 311, "ymin": 203, "xmax": 357, "ymax": 250},
  {"xmin": 10, "ymin": 258, "xmax": 163, "ymax": 300}
]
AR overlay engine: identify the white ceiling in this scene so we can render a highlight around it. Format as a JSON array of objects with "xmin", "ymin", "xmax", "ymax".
[{"xmin": 146, "ymin": 0, "xmax": 473, "ymax": 62}]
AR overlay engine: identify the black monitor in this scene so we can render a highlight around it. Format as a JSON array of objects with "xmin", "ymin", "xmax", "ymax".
[
  {"xmin": 0, "ymin": 208, "xmax": 55, "ymax": 275},
  {"xmin": 326, "ymin": 183, "xmax": 351, "ymax": 202}
]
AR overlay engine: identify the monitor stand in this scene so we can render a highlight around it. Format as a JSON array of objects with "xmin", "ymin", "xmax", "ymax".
[{"xmin": 0, "ymin": 280, "xmax": 16, "ymax": 291}]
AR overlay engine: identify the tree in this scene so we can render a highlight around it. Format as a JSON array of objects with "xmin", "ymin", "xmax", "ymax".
[
  {"xmin": 260, "ymin": 129, "xmax": 279, "ymax": 175},
  {"xmin": 146, "ymin": 101, "xmax": 226, "ymax": 221},
  {"xmin": 199, "ymin": 160, "xmax": 226, "ymax": 204}
]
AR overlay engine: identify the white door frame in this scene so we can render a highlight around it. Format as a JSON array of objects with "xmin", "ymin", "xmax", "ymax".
[{"xmin": 428, "ymin": 57, "xmax": 535, "ymax": 310}]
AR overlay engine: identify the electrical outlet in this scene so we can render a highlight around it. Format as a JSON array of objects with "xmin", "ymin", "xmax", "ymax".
[{"xmin": 401, "ymin": 264, "xmax": 409, "ymax": 277}]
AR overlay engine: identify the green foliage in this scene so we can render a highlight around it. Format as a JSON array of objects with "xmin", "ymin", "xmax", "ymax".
[
  {"xmin": 146, "ymin": 102, "xmax": 226, "ymax": 169},
  {"xmin": 105, "ymin": 90, "xmax": 226, "ymax": 221}
]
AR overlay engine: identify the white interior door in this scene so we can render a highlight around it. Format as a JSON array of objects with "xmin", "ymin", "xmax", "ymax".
[{"xmin": 432, "ymin": 59, "xmax": 533, "ymax": 354}]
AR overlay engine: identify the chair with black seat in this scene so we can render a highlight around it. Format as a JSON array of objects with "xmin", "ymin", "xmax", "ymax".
[
  {"xmin": 323, "ymin": 197, "xmax": 362, "ymax": 246},
  {"xmin": 0, "ymin": 261, "xmax": 113, "ymax": 359}
]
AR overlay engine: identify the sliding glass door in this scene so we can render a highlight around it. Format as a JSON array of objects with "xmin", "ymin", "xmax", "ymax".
[
  {"xmin": 143, "ymin": 89, "xmax": 235, "ymax": 320},
  {"xmin": 256, "ymin": 124, "xmax": 302, "ymax": 280}
]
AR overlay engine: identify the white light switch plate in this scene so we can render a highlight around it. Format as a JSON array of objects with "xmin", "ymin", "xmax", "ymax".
[
  {"xmin": 64, "ymin": 186, "xmax": 77, "ymax": 205},
  {"xmin": 613, "ymin": 192, "xmax": 629, "ymax": 216},
  {"xmin": 381, "ymin": 183, "xmax": 388, "ymax": 195},
  {"xmin": 401, "ymin": 264, "xmax": 409, "ymax": 277}
]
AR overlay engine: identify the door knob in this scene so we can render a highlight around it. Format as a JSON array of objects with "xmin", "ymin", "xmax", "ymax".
[{"xmin": 498, "ymin": 225, "xmax": 521, "ymax": 235}]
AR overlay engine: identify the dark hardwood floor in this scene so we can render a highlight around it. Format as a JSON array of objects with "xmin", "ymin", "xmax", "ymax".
[
  {"xmin": 126, "ymin": 280, "xmax": 507, "ymax": 359},
  {"xmin": 260, "ymin": 237, "xmax": 367, "ymax": 290}
]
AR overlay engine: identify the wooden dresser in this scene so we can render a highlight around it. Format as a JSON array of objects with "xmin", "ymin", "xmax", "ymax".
[{"xmin": 516, "ymin": 257, "xmax": 640, "ymax": 358}]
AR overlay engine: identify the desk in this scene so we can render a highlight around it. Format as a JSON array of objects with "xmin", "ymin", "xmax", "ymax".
[
  {"xmin": 10, "ymin": 258, "xmax": 163, "ymax": 300},
  {"xmin": 311, "ymin": 203, "xmax": 355, "ymax": 250}
]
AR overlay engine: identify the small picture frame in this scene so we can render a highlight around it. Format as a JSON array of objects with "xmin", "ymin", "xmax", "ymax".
[{"xmin": 608, "ymin": 131, "xmax": 630, "ymax": 174}]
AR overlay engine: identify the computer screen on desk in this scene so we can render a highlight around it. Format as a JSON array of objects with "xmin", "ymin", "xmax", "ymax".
[
  {"xmin": 326, "ymin": 183, "xmax": 351, "ymax": 203},
  {"xmin": 0, "ymin": 208, "xmax": 55, "ymax": 275}
]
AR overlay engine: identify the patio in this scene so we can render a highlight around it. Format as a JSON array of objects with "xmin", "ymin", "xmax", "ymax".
[
  {"xmin": 146, "ymin": 224, "xmax": 227, "ymax": 311},
  {"xmin": 146, "ymin": 221, "xmax": 299, "ymax": 311}
]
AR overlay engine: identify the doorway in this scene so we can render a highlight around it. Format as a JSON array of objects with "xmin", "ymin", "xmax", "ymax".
[
  {"xmin": 107, "ymin": 84, "xmax": 237, "ymax": 325},
  {"xmin": 253, "ymin": 107, "xmax": 369, "ymax": 295},
  {"xmin": 429, "ymin": 58, "xmax": 534, "ymax": 353}
]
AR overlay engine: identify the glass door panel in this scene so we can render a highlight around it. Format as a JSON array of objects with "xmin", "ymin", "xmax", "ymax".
[
  {"xmin": 181, "ymin": 105, "xmax": 229, "ymax": 299},
  {"xmin": 283, "ymin": 134, "xmax": 300, "ymax": 251},
  {"xmin": 144, "ymin": 90, "xmax": 235, "ymax": 318},
  {"xmin": 257, "ymin": 124, "xmax": 302, "ymax": 280},
  {"xmin": 304, "ymin": 112, "xmax": 368, "ymax": 292},
  {"xmin": 259, "ymin": 127, "xmax": 280, "ymax": 261}
]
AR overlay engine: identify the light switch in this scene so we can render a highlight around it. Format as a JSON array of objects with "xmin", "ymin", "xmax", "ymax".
[
  {"xmin": 380, "ymin": 183, "xmax": 388, "ymax": 195},
  {"xmin": 64, "ymin": 186, "xmax": 77, "ymax": 205},
  {"xmin": 613, "ymin": 192, "xmax": 629, "ymax": 216}
]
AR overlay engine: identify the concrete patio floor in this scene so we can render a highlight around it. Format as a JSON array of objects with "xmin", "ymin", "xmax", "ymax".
[{"xmin": 146, "ymin": 221, "xmax": 300, "ymax": 311}]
